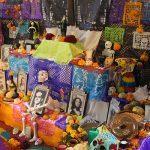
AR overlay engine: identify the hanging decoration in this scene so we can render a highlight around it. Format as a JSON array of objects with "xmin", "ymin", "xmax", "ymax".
[
  {"xmin": 109, "ymin": 0, "xmax": 126, "ymax": 24},
  {"xmin": 123, "ymin": 2, "xmax": 142, "ymax": 26},
  {"xmin": 104, "ymin": 27, "xmax": 125, "ymax": 44},
  {"xmin": 42, "ymin": 0, "xmax": 67, "ymax": 27},
  {"xmin": 133, "ymin": 31, "xmax": 150, "ymax": 50},
  {"xmin": 142, "ymin": 2, "xmax": 150, "ymax": 25},
  {"xmin": 21, "ymin": 0, "xmax": 31, "ymax": 19}
]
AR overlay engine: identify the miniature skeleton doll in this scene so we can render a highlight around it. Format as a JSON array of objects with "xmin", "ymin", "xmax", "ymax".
[
  {"xmin": 102, "ymin": 41, "xmax": 115, "ymax": 58},
  {"xmin": 19, "ymin": 70, "xmax": 49, "ymax": 145}
]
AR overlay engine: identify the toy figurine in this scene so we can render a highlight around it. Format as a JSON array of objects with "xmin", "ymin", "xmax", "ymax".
[
  {"xmin": 18, "ymin": 70, "xmax": 50, "ymax": 145},
  {"xmin": 102, "ymin": 41, "xmax": 115, "ymax": 58},
  {"xmin": 28, "ymin": 22, "xmax": 37, "ymax": 40}
]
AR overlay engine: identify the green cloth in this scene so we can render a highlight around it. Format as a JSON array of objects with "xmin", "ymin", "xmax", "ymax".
[{"xmin": 33, "ymin": 40, "xmax": 83, "ymax": 64}]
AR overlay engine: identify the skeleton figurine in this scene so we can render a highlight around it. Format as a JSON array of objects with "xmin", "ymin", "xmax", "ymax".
[
  {"xmin": 19, "ymin": 70, "xmax": 49, "ymax": 145},
  {"xmin": 102, "ymin": 41, "xmax": 115, "ymax": 58}
]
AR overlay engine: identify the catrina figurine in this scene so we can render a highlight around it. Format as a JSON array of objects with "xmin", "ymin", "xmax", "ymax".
[{"xmin": 4, "ymin": 72, "xmax": 19, "ymax": 102}]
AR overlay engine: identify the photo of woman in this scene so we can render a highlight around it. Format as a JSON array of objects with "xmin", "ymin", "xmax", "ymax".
[
  {"xmin": 68, "ymin": 88, "xmax": 87, "ymax": 116},
  {"xmin": 70, "ymin": 98, "xmax": 82, "ymax": 116}
]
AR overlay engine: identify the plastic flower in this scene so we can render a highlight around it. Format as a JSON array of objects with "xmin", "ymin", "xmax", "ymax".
[
  {"xmin": 63, "ymin": 132, "xmax": 67, "ymax": 138},
  {"xmin": 66, "ymin": 125, "xmax": 72, "ymax": 133}
]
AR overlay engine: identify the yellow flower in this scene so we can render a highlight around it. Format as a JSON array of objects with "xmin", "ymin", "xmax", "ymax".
[
  {"xmin": 78, "ymin": 127, "xmax": 84, "ymax": 133},
  {"xmin": 66, "ymin": 125, "xmax": 72, "ymax": 133},
  {"xmin": 62, "ymin": 132, "xmax": 67, "ymax": 138},
  {"xmin": 68, "ymin": 119, "xmax": 74, "ymax": 125},
  {"xmin": 70, "ymin": 130, "xmax": 77, "ymax": 138}
]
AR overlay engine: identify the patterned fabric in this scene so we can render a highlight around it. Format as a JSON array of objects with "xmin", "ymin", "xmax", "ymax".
[
  {"xmin": 2, "ymin": 4, "xmax": 12, "ymax": 19},
  {"xmin": 72, "ymin": 66, "xmax": 109, "ymax": 101},
  {"xmin": 123, "ymin": 2, "xmax": 142, "ymax": 26},
  {"xmin": 75, "ymin": 0, "xmax": 111, "ymax": 29},
  {"xmin": 28, "ymin": 57, "xmax": 73, "ymax": 102},
  {"xmin": 21, "ymin": 0, "xmax": 31, "ymax": 19},
  {"xmin": 8, "ymin": 55, "xmax": 30, "ymax": 74},
  {"xmin": 6, "ymin": 0, "xmax": 22, "ymax": 4},
  {"xmin": 109, "ymin": 0, "xmax": 126, "ymax": 24},
  {"xmin": 30, "ymin": 0, "xmax": 42, "ymax": 20},
  {"xmin": 142, "ymin": 2, "xmax": 150, "ymax": 25},
  {"xmin": 42, "ymin": 0, "xmax": 67, "ymax": 27},
  {"xmin": 104, "ymin": 27, "xmax": 125, "ymax": 44}
]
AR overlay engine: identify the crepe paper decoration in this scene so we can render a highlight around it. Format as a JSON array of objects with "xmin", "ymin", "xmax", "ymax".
[
  {"xmin": 89, "ymin": 125, "xmax": 119, "ymax": 150},
  {"xmin": 28, "ymin": 57, "xmax": 73, "ymax": 102},
  {"xmin": 123, "ymin": 2, "xmax": 142, "ymax": 26},
  {"xmin": 9, "ymin": 55, "xmax": 30, "ymax": 74},
  {"xmin": 30, "ymin": 0, "xmax": 42, "ymax": 20},
  {"xmin": 133, "ymin": 31, "xmax": 150, "ymax": 50},
  {"xmin": 109, "ymin": 0, "xmax": 126, "ymax": 24},
  {"xmin": 0, "ymin": 0, "xmax": 6, "ymax": 2},
  {"xmin": 6, "ymin": 0, "xmax": 22, "ymax": 4},
  {"xmin": 42, "ymin": 0, "xmax": 67, "ymax": 27},
  {"xmin": 72, "ymin": 66, "xmax": 109, "ymax": 101},
  {"xmin": 2, "ymin": 4, "xmax": 13, "ymax": 19},
  {"xmin": 104, "ymin": 27, "xmax": 125, "ymax": 44},
  {"xmin": 142, "ymin": 2, "xmax": 150, "ymax": 25},
  {"xmin": 55, "ymin": 117, "xmax": 67, "ymax": 130},
  {"xmin": 33, "ymin": 40, "xmax": 83, "ymax": 64},
  {"xmin": 21, "ymin": 0, "xmax": 31, "ymax": 19}
]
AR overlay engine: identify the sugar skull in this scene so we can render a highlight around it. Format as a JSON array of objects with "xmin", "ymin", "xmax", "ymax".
[
  {"xmin": 105, "ymin": 41, "xmax": 112, "ymax": 50},
  {"xmin": 38, "ymin": 70, "xmax": 48, "ymax": 83}
]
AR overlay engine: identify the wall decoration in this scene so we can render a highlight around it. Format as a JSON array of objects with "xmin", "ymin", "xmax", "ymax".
[
  {"xmin": 75, "ymin": 0, "xmax": 111, "ymax": 29},
  {"xmin": 133, "ymin": 31, "xmax": 150, "ymax": 50},
  {"xmin": 109, "ymin": 0, "xmax": 126, "ymax": 24},
  {"xmin": 67, "ymin": 88, "xmax": 87, "ymax": 116},
  {"xmin": 104, "ymin": 27, "xmax": 125, "ymax": 44},
  {"xmin": 0, "ymin": 70, "xmax": 7, "ymax": 92},
  {"xmin": 21, "ymin": 0, "xmax": 31, "ymax": 19},
  {"xmin": 30, "ymin": 85, "xmax": 49, "ymax": 115},
  {"xmin": 17, "ymin": 70, "xmax": 28, "ymax": 95},
  {"xmin": 142, "ymin": 2, "xmax": 150, "ymax": 25},
  {"xmin": 123, "ymin": 2, "xmax": 142, "ymax": 26}
]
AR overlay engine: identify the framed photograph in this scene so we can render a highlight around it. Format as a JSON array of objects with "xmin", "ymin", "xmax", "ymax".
[
  {"xmin": 133, "ymin": 32, "xmax": 150, "ymax": 50},
  {"xmin": 17, "ymin": 71, "xmax": 28, "ymax": 95},
  {"xmin": 67, "ymin": 88, "xmax": 87, "ymax": 116},
  {"xmin": 0, "ymin": 70, "xmax": 6, "ymax": 92},
  {"xmin": 30, "ymin": 85, "xmax": 49, "ymax": 115},
  {"xmin": 145, "ymin": 105, "xmax": 150, "ymax": 121},
  {"xmin": 1, "ymin": 44, "xmax": 12, "ymax": 62},
  {"xmin": 107, "ymin": 98, "xmax": 120, "ymax": 125}
]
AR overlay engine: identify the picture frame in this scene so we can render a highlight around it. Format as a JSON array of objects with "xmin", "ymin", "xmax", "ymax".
[
  {"xmin": 17, "ymin": 71, "xmax": 28, "ymax": 95},
  {"xmin": 67, "ymin": 88, "xmax": 87, "ymax": 116},
  {"xmin": 30, "ymin": 85, "xmax": 49, "ymax": 115},
  {"xmin": 144, "ymin": 105, "xmax": 150, "ymax": 121},
  {"xmin": 1, "ymin": 44, "xmax": 12, "ymax": 62},
  {"xmin": 107, "ymin": 98, "xmax": 120, "ymax": 125},
  {"xmin": 133, "ymin": 32, "xmax": 150, "ymax": 50},
  {"xmin": 0, "ymin": 70, "xmax": 7, "ymax": 92}
]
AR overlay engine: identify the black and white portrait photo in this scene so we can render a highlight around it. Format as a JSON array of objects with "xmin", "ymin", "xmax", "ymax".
[
  {"xmin": 30, "ymin": 85, "xmax": 49, "ymax": 115},
  {"xmin": 1, "ymin": 45, "xmax": 12, "ymax": 62},
  {"xmin": 67, "ymin": 88, "xmax": 87, "ymax": 116},
  {"xmin": 145, "ymin": 105, "xmax": 150, "ymax": 121},
  {"xmin": 0, "ymin": 70, "xmax": 6, "ymax": 92}
]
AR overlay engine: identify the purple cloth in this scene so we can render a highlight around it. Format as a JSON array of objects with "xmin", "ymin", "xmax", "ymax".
[
  {"xmin": 142, "ymin": 2, "xmax": 150, "ymax": 25},
  {"xmin": 139, "ymin": 136, "xmax": 150, "ymax": 150},
  {"xmin": 28, "ymin": 57, "xmax": 73, "ymax": 102},
  {"xmin": 109, "ymin": 0, "xmax": 126, "ymax": 24},
  {"xmin": 2, "ymin": 4, "xmax": 13, "ymax": 19}
]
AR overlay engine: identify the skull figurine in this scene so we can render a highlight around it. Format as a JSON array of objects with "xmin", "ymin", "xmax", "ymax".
[
  {"xmin": 38, "ymin": 70, "xmax": 48, "ymax": 83},
  {"xmin": 102, "ymin": 41, "xmax": 115, "ymax": 58},
  {"xmin": 140, "ymin": 38, "xmax": 148, "ymax": 49}
]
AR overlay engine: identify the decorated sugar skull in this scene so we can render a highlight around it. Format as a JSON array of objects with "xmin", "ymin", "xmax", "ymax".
[
  {"xmin": 105, "ymin": 41, "xmax": 112, "ymax": 50},
  {"xmin": 38, "ymin": 70, "xmax": 48, "ymax": 83},
  {"xmin": 141, "ymin": 37, "xmax": 148, "ymax": 49}
]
